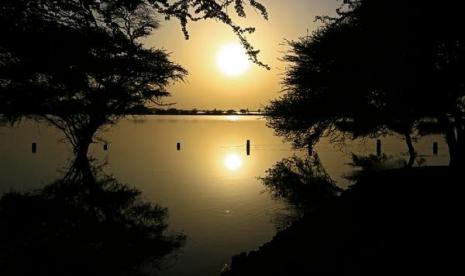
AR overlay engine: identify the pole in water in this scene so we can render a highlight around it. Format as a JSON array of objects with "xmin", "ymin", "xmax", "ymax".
[
  {"xmin": 433, "ymin": 142, "xmax": 439, "ymax": 155},
  {"xmin": 103, "ymin": 143, "xmax": 109, "ymax": 151},
  {"xmin": 32, "ymin": 142, "xmax": 37, "ymax": 154},
  {"xmin": 246, "ymin": 140, "xmax": 251, "ymax": 156},
  {"xmin": 177, "ymin": 142, "xmax": 181, "ymax": 151},
  {"xmin": 376, "ymin": 140, "xmax": 382, "ymax": 157}
]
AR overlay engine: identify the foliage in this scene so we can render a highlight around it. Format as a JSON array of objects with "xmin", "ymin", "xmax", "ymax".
[
  {"xmin": 0, "ymin": 0, "xmax": 269, "ymax": 155},
  {"xmin": 0, "ymin": 0, "xmax": 188, "ymax": 150},
  {"xmin": 157, "ymin": 0, "xmax": 269, "ymax": 68},
  {"xmin": 266, "ymin": 0, "xmax": 465, "ymax": 166}
]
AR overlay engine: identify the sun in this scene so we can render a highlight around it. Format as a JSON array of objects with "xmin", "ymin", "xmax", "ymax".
[{"xmin": 216, "ymin": 43, "xmax": 251, "ymax": 76}]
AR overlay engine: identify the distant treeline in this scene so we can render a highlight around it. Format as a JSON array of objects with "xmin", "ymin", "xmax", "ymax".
[
  {"xmin": 133, "ymin": 108, "xmax": 263, "ymax": 115},
  {"xmin": 0, "ymin": 108, "xmax": 264, "ymax": 118}
]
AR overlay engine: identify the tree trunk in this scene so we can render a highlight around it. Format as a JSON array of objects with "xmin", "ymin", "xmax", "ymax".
[
  {"xmin": 72, "ymin": 122, "xmax": 100, "ymax": 182},
  {"xmin": 453, "ymin": 113, "xmax": 465, "ymax": 167},
  {"xmin": 72, "ymin": 118, "xmax": 102, "ymax": 161},
  {"xmin": 438, "ymin": 115, "xmax": 458, "ymax": 167},
  {"xmin": 404, "ymin": 132, "xmax": 416, "ymax": 168}
]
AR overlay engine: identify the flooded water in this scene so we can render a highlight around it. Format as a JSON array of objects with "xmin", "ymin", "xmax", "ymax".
[{"xmin": 0, "ymin": 115, "xmax": 449, "ymax": 275}]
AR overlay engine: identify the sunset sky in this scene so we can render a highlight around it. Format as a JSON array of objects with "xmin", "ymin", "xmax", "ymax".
[{"xmin": 146, "ymin": 0, "xmax": 340, "ymax": 110}]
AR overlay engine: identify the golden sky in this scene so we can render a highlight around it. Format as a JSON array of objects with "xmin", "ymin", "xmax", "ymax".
[{"xmin": 145, "ymin": 0, "xmax": 340, "ymax": 110}]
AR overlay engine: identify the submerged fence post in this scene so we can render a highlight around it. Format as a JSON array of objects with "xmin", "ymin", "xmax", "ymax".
[
  {"xmin": 177, "ymin": 142, "xmax": 181, "ymax": 151},
  {"xmin": 246, "ymin": 140, "xmax": 251, "ymax": 156},
  {"xmin": 103, "ymin": 143, "xmax": 109, "ymax": 151},
  {"xmin": 433, "ymin": 142, "xmax": 439, "ymax": 156},
  {"xmin": 32, "ymin": 142, "xmax": 37, "ymax": 154},
  {"xmin": 376, "ymin": 140, "xmax": 382, "ymax": 157}
]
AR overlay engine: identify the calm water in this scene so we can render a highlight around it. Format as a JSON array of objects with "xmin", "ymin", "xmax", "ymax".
[{"xmin": 0, "ymin": 115, "xmax": 449, "ymax": 275}]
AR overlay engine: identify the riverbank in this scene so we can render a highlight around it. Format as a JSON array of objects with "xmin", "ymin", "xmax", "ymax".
[{"xmin": 224, "ymin": 166, "xmax": 462, "ymax": 275}]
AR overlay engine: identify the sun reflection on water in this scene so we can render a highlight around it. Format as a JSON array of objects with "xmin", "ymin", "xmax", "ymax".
[{"xmin": 224, "ymin": 153, "xmax": 243, "ymax": 171}]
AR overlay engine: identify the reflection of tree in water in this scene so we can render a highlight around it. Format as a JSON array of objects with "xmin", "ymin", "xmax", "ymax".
[
  {"xmin": 347, "ymin": 153, "xmax": 406, "ymax": 181},
  {"xmin": 0, "ymin": 156, "xmax": 185, "ymax": 276},
  {"xmin": 260, "ymin": 153, "xmax": 341, "ymax": 213},
  {"xmin": 346, "ymin": 153, "xmax": 426, "ymax": 182},
  {"xmin": 261, "ymin": 151, "xmax": 427, "ymax": 214}
]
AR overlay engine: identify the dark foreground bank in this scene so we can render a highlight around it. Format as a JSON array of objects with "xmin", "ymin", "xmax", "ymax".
[{"xmin": 224, "ymin": 167, "xmax": 463, "ymax": 275}]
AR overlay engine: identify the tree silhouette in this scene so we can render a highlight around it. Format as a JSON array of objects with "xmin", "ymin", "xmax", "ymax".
[
  {"xmin": 0, "ymin": 0, "xmax": 269, "ymax": 158},
  {"xmin": 266, "ymin": 0, "xmax": 465, "ymax": 166}
]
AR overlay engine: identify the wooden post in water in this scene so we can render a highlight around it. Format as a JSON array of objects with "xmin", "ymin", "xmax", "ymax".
[
  {"xmin": 433, "ymin": 142, "xmax": 439, "ymax": 156},
  {"xmin": 103, "ymin": 143, "xmax": 109, "ymax": 151},
  {"xmin": 376, "ymin": 139, "xmax": 382, "ymax": 157},
  {"xmin": 177, "ymin": 142, "xmax": 181, "ymax": 151},
  {"xmin": 32, "ymin": 142, "xmax": 37, "ymax": 154},
  {"xmin": 246, "ymin": 140, "xmax": 251, "ymax": 156}
]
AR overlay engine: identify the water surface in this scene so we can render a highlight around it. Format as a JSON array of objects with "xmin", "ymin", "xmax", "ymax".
[{"xmin": 0, "ymin": 115, "xmax": 448, "ymax": 275}]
